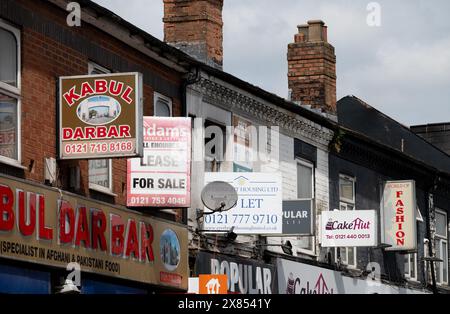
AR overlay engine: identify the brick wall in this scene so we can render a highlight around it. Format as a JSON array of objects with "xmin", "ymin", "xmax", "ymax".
[{"xmin": 1, "ymin": 0, "xmax": 183, "ymax": 213}]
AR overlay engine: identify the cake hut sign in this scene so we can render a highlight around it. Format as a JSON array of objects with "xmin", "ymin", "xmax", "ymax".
[
  {"xmin": 381, "ymin": 180, "xmax": 417, "ymax": 251},
  {"xmin": 320, "ymin": 210, "xmax": 377, "ymax": 247},
  {"xmin": 59, "ymin": 73, "xmax": 143, "ymax": 159}
]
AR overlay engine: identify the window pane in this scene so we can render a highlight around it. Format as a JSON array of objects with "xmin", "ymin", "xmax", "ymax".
[
  {"xmin": 410, "ymin": 254, "xmax": 416, "ymax": 278},
  {"xmin": 348, "ymin": 247, "xmax": 355, "ymax": 266},
  {"xmin": 297, "ymin": 163, "xmax": 312, "ymax": 199},
  {"xmin": 0, "ymin": 28, "xmax": 17, "ymax": 87},
  {"xmin": 89, "ymin": 159, "xmax": 110, "ymax": 189},
  {"xmin": 436, "ymin": 212, "xmax": 447, "ymax": 238},
  {"xmin": 404, "ymin": 255, "xmax": 410, "ymax": 276},
  {"xmin": 340, "ymin": 177, "xmax": 354, "ymax": 202},
  {"xmin": 0, "ymin": 93, "xmax": 18, "ymax": 160},
  {"xmin": 340, "ymin": 247, "xmax": 347, "ymax": 264},
  {"xmin": 155, "ymin": 99, "xmax": 171, "ymax": 117},
  {"xmin": 443, "ymin": 242, "xmax": 448, "ymax": 283},
  {"xmin": 436, "ymin": 240, "xmax": 442, "ymax": 283},
  {"xmin": 297, "ymin": 236, "xmax": 313, "ymax": 251}
]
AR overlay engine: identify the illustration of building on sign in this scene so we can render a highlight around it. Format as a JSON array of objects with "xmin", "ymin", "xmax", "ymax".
[{"xmin": 205, "ymin": 278, "xmax": 221, "ymax": 294}]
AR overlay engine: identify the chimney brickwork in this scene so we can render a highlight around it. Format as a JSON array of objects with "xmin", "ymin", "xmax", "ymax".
[
  {"xmin": 163, "ymin": 0, "xmax": 224, "ymax": 69},
  {"xmin": 288, "ymin": 20, "xmax": 337, "ymax": 113}
]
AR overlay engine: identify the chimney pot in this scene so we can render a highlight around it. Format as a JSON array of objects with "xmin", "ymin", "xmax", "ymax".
[{"xmin": 307, "ymin": 19, "xmax": 327, "ymax": 42}]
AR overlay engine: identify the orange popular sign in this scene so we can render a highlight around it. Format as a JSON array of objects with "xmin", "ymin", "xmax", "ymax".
[{"xmin": 199, "ymin": 274, "xmax": 228, "ymax": 294}]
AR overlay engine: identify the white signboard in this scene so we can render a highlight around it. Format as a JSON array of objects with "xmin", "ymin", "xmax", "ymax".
[
  {"xmin": 203, "ymin": 172, "xmax": 282, "ymax": 234},
  {"xmin": 381, "ymin": 180, "xmax": 417, "ymax": 251},
  {"xmin": 127, "ymin": 117, "xmax": 191, "ymax": 207},
  {"xmin": 320, "ymin": 210, "xmax": 377, "ymax": 247},
  {"xmin": 277, "ymin": 258, "xmax": 428, "ymax": 294}
]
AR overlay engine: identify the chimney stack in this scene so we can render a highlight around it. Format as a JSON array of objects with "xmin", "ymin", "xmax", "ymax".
[
  {"xmin": 288, "ymin": 20, "xmax": 336, "ymax": 113},
  {"xmin": 163, "ymin": 0, "xmax": 224, "ymax": 69}
]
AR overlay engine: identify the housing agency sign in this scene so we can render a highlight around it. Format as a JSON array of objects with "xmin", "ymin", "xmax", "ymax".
[
  {"xmin": 203, "ymin": 172, "xmax": 282, "ymax": 234},
  {"xmin": 127, "ymin": 117, "xmax": 191, "ymax": 207},
  {"xmin": 0, "ymin": 174, "xmax": 188, "ymax": 290},
  {"xmin": 59, "ymin": 73, "xmax": 143, "ymax": 159},
  {"xmin": 381, "ymin": 180, "xmax": 417, "ymax": 251},
  {"xmin": 320, "ymin": 210, "xmax": 377, "ymax": 247}
]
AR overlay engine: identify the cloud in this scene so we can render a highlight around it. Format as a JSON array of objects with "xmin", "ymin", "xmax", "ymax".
[{"xmin": 93, "ymin": 0, "xmax": 450, "ymax": 125}]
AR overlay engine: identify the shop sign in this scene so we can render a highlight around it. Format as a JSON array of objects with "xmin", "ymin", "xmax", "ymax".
[
  {"xmin": 203, "ymin": 172, "xmax": 282, "ymax": 234},
  {"xmin": 381, "ymin": 180, "xmax": 417, "ymax": 251},
  {"xmin": 195, "ymin": 251, "xmax": 277, "ymax": 294},
  {"xmin": 320, "ymin": 210, "xmax": 377, "ymax": 247},
  {"xmin": 277, "ymin": 258, "xmax": 428, "ymax": 294},
  {"xmin": 0, "ymin": 174, "xmax": 188, "ymax": 289},
  {"xmin": 127, "ymin": 117, "xmax": 191, "ymax": 207},
  {"xmin": 59, "ymin": 73, "xmax": 143, "ymax": 159},
  {"xmin": 282, "ymin": 200, "xmax": 314, "ymax": 235}
]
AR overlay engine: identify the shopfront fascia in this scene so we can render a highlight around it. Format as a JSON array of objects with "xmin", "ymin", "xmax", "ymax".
[
  {"xmin": 277, "ymin": 258, "xmax": 430, "ymax": 294},
  {"xmin": 0, "ymin": 173, "xmax": 188, "ymax": 291}
]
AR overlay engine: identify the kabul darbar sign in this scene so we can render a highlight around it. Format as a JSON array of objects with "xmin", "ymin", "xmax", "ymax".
[
  {"xmin": 0, "ymin": 174, "xmax": 188, "ymax": 289},
  {"xmin": 59, "ymin": 73, "xmax": 143, "ymax": 159}
]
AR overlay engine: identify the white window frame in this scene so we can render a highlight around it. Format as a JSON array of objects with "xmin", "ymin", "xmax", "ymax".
[
  {"xmin": 336, "ymin": 174, "xmax": 357, "ymax": 268},
  {"xmin": 154, "ymin": 92, "xmax": 172, "ymax": 117},
  {"xmin": 87, "ymin": 62, "xmax": 114, "ymax": 195},
  {"xmin": 153, "ymin": 92, "xmax": 175, "ymax": 215},
  {"xmin": 0, "ymin": 19, "xmax": 23, "ymax": 168},
  {"xmin": 405, "ymin": 220, "xmax": 421, "ymax": 282},
  {"xmin": 295, "ymin": 159, "xmax": 316, "ymax": 256},
  {"xmin": 88, "ymin": 159, "xmax": 114, "ymax": 195},
  {"xmin": 296, "ymin": 159, "xmax": 315, "ymax": 199},
  {"xmin": 405, "ymin": 252, "xmax": 418, "ymax": 282},
  {"xmin": 435, "ymin": 209, "xmax": 448, "ymax": 286}
]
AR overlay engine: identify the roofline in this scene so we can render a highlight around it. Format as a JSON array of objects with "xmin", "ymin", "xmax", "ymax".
[
  {"xmin": 47, "ymin": 0, "xmax": 338, "ymax": 130},
  {"xmin": 339, "ymin": 95, "xmax": 450, "ymax": 165},
  {"xmin": 338, "ymin": 123, "xmax": 450, "ymax": 179}
]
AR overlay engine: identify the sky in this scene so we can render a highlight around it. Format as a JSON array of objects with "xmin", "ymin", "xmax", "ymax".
[{"xmin": 93, "ymin": 0, "xmax": 450, "ymax": 126}]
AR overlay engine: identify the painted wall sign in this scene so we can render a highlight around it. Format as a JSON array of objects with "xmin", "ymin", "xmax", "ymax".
[
  {"xmin": 127, "ymin": 117, "xmax": 191, "ymax": 207},
  {"xmin": 0, "ymin": 174, "xmax": 188, "ymax": 289},
  {"xmin": 59, "ymin": 73, "xmax": 143, "ymax": 159},
  {"xmin": 282, "ymin": 200, "xmax": 314, "ymax": 235},
  {"xmin": 195, "ymin": 251, "xmax": 277, "ymax": 294},
  {"xmin": 277, "ymin": 258, "xmax": 427, "ymax": 294},
  {"xmin": 203, "ymin": 172, "xmax": 282, "ymax": 234},
  {"xmin": 381, "ymin": 180, "xmax": 417, "ymax": 251},
  {"xmin": 320, "ymin": 210, "xmax": 377, "ymax": 247}
]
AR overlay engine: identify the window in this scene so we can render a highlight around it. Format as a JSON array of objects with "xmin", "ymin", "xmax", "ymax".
[
  {"xmin": 296, "ymin": 159, "xmax": 315, "ymax": 254},
  {"xmin": 297, "ymin": 160, "xmax": 314, "ymax": 199},
  {"xmin": 405, "ymin": 221, "xmax": 421, "ymax": 281},
  {"xmin": 88, "ymin": 159, "xmax": 113, "ymax": 193},
  {"xmin": 435, "ymin": 209, "xmax": 448, "ymax": 285},
  {"xmin": 87, "ymin": 62, "xmax": 113, "ymax": 194},
  {"xmin": 154, "ymin": 92, "xmax": 172, "ymax": 117},
  {"xmin": 404, "ymin": 253, "xmax": 418, "ymax": 281},
  {"xmin": 204, "ymin": 119, "xmax": 225, "ymax": 172},
  {"xmin": 0, "ymin": 20, "xmax": 21, "ymax": 165},
  {"xmin": 336, "ymin": 175, "xmax": 357, "ymax": 268}
]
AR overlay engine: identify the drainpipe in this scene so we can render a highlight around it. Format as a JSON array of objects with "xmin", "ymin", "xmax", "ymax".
[
  {"xmin": 180, "ymin": 67, "xmax": 201, "ymax": 225},
  {"xmin": 181, "ymin": 67, "xmax": 201, "ymax": 118},
  {"xmin": 425, "ymin": 177, "xmax": 438, "ymax": 294}
]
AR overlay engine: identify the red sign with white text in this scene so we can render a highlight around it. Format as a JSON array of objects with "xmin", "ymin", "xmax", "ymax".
[{"xmin": 127, "ymin": 117, "xmax": 191, "ymax": 207}]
